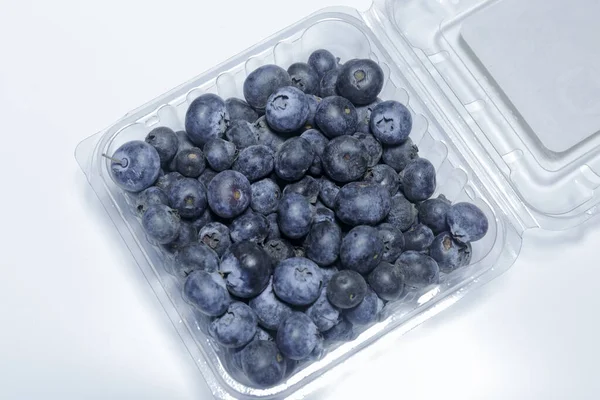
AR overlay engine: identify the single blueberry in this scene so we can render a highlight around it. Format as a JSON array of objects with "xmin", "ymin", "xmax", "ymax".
[
  {"xmin": 403, "ymin": 223, "xmax": 435, "ymax": 252},
  {"xmin": 304, "ymin": 221, "xmax": 342, "ymax": 267},
  {"xmin": 319, "ymin": 69, "xmax": 340, "ymax": 98},
  {"xmin": 369, "ymin": 100, "xmax": 412, "ymax": 145},
  {"xmin": 418, "ymin": 195, "xmax": 451, "ymax": 235},
  {"xmin": 240, "ymin": 340, "xmax": 287, "ymax": 387},
  {"xmin": 400, "ymin": 158, "xmax": 436, "ymax": 202},
  {"xmin": 167, "ymin": 177, "xmax": 208, "ymax": 219},
  {"xmin": 336, "ymin": 59, "xmax": 384, "ymax": 105},
  {"xmin": 156, "ymin": 171, "xmax": 184, "ymax": 192},
  {"xmin": 249, "ymin": 279, "xmax": 293, "ymax": 331},
  {"xmin": 233, "ymin": 145, "xmax": 274, "ymax": 182},
  {"xmin": 220, "ymin": 241, "xmax": 272, "ymax": 298},
  {"xmin": 322, "ymin": 136, "xmax": 368, "ymax": 183},
  {"xmin": 382, "ymin": 138, "xmax": 419, "ymax": 173},
  {"xmin": 364, "ymin": 164, "xmax": 400, "ymax": 196},
  {"xmin": 314, "ymin": 96, "xmax": 357, "ymax": 138},
  {"xmin": 304, "ymin": 95, "xmax": 321, "ymax": 130},
  {"xmin": 173, "ymin": 242, "xmax": 219, "ymax": 277},
  {"xmin": 386, "ymin": 193, "xmax": 418, "ymax": 232},
  {"xmin": 355, "ymin": 99, "xmax": 382, "ymax": 134},
  {"xmin": 230, "ymin": 212, "xmax": 269, "ymax": 244},
  {"xmin": 306, "ymin": 289, "xmax": 340, "ymax": 332},
  {"xmin": 263, "ymin": 238, "xmax": 295, "ymax": 264},
  {"xmin": 253, "ymin": 116, "xmax": 286, "ymax": 151},
  {"xmin": 352, "ymin": 132, "xmax": 382, "ymax": 167},
  {"xmin": 210, "ymin": 301, "xmax": 257, "ymax": 348},
  {"xmin": 225, "ymin": 120, "xmax": 259, "ymax": 149},
  {"xmin": 282, "ymin": 175, "xmax": 320, "ymax": 203},
  {"xmin": 250, "ymin": 179, "xmax": 281, "ymax": 215},
  {"xmin": 244, "ymin": 64, "xmax": 292, "ymax": 112},
  {"xmin": 300, "ymin": 129, "xmax": 329, "ymax": 157},
  {"xmin": 265, "ymin": 86, "xmax": 310, "ymax": 133},
  {"xmin": 106, "ymin": 141, "xmax": 161, "ymax": 192},
  {"xmin": 334, "ymin": 181, "xmax": 391, "ymax": 226},
  {"xmin": 176, "ymin": 130, "xmax": 194, "ymax": 151},
  {"xmin": 198, "ymin": 222, "xmax": 231, "ymax": 257},
  {"xmin": 395, "ymin": 251, "xmax": 440, "ymax": 290},
  {"xmin": 142, "ymin": 204, "xmax": 181, "ymax": 244},
  {"xmin": 145, "ymin": 126, "xmax": 179, "ymax": 166},
  {"xmin": 340, "ymin": 225, "xmax": 384, "ymax": 275},
  {"xmin": 344, "ymin": 288, "xmax": 382, "ymax": 326},
  {"xmin": 185, "ymin": 94, "xmax": 230, "ymax": 146},
  {"xmin": 318, "ymin": 178, "xmax": 340, "ymax": 209},
  {"xmin": 446, "ymin": 202, "xmax": 489, "ymax": 243},
  {"xmin": 265, "ymin": 213, "xmax": 281, "ymax": 241},
  {"xmin": 191, "ymin": 208, "xmax": 214, "ymax": 233},
  {"xmin": 207, "ymin": 170, "xmax": 252, "ymax": 219},
  {"xmin": 277, "ymin": 193, "xmax": 312, "ymax": 239},
  {"xmin": 287, "ymin": 63, "xmax": 319, "ymax": 95},
  {"xmin": 308, "ymin": 49, "xmax": 338, "ymax": 79},
  {"xmin": 313, "ymin": 203, "xmax": 336, "ymax": 224},
  {"xmin": 161, "ymin": 221, "xmax": 198, "ymax": 254},
  {"xmin": 376, "ymin": 223, "xmax": 405, "ymax": 263},
  {"xmin": 174, "ymin": 147, "xmax": 206, "ymax": 178},
  {"xmin": 368, "ymin": 262, "xmax": 405, "ymax": 301},
  {"xmin": 272, "ymin": 257, "xmax": 323, "ymax": 306},
  {"xmin": 323, "ymin": 318, "xmax": 354, "ymax": 343},
  {"xmin": 327, "ymin": 270, "xmax": 368, "ymax": 309},
  {"xmin": 225, "ymin": 97, "xmax": 259, "ymax": 124},
  {"xmin": 183, "ymin": 270, "xmax": 231, "ymax": 317},
  {"xmin": 276, "ymin": 312, "xmax": 320, "ymax": 360},
  {"xmin": 134, "ymin": 186, "xmax": 169, "ymax": 216},
  {"xmin": 429, "ymin": 232, "xmax": 472, "ymax": 273},
  {"xmin": 203, "ymin": 139, "xmax": 237, "ymax": 172},
  {"xmin": 274, "ymin": 137, "xmax": 314, "ymax": 181},
  {"xmin": 198, "ymin": 168, "xmax": 218, "ymax": 190}
]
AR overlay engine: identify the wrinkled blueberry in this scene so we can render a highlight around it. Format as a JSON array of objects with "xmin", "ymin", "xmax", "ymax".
[
  {"xmin": 207, "ymin": 170, "xmax": 252, "ymax": 219},
  {"xmin": 274, "ymin": 137, "xmax": 314, "ymax": 181},
  {"xmin": 429, "ymin": 232, "xmax": 472, "ymax": 273},
  {"xmin": 220, "ymin": 241, "xmax": 272, "ymax": 298},
  {"xmin": 277, "ymin": 193, "xmax": 312, "ymax": 239},
  {"xmin": 288, "ymin": 63, "xmax": 319, "ymax": 95},
  {"xmin": 318, "ymin": 178, "xmax": 340, "ymax": 209},
  {"xmin": 263, "ymin": 238, "xmax": 295, "ymax": 264},
  {"xmin": 386, "ymin": 193, "xmax": 418, "ymax": 232},
  {"xmin": 142, "ymin": 204, "xmax": 181, "ymax": 244},
  {"xmin": 319, "ymin": 69, "xmax": 340, "ymax": 98},
  {"xmin": 355, "ymin": 99, "xmax": 382, "ymax": 134},
  {"xmin": 276, "ymin": 312, "xmax": 320, "ymax": 360},
  {"xmin": 241, "ymin": 340, "xmax": 287, "ymax": 387},
  {"xmin": 162, "ymin": 221, "xmax": 198, "ymax": 254},
  {"xmin": 308, "ymin": 49, "xmax": 338, "ymax": 79},
  {"xmin": 368, "ymin": 262, "xmax": 405, "ymax": 301},
  {"xmin": 156, "ymin": 171, "xmax": 184, "ymax": 192},
  {"xmin": 251, "ymin": 178, "xmax": 281, "ymax": 215},
  {"xmin": 253, "ymin": 116, "xmax": 286, "ymax": 151},
  {"xmin": 327, "ymin": 270, "xmax": 368, "ymax": 309},
  {"xmin": 233, "ymin": 145, "xmax": 274, "ymax": 182},
  {"xmin": 225, "ymin": 120, "xmax": 258, "ymax": 149},
  {"xmin": 283, "ymin": 175, "xmax": 319, "ymax": 203},
  {"xmin": 306, "ymin": 289, "xmax": 340, "ymax": 332},
  {"xmin": 244, "ymin": 64, "xmax": 292, "ymax": 112},
  {"xmin": 334, "ymin": 181, "xmax": 391, "ymax": 226},
  {"xmin": 418, "ymin": 195, "xmax": 451, "ymax": 235},
  {"xmin": 382, "ymin": 138, "xmax": 419, "ymax": 173},
  {"xmin": 185, "ymin": 94, "xmax": 230, "ymax": 146},
  {"xmin": 168, "ymin": 177, "xmax": 208, "ymax": 219},
  {"xmin": 175, "ymin": 147, "xmax": 206, "ymax": 178},
  {"xmin": 404, "ymin": 223, "xmax": 434, "ymax": 252},
  {"xmin": 446, "ymin": 202, "xmax": 489, "ymax": 243},
  {"xmin": 400, "ymin": 158, "xmax": 436, "ymax": 202},
  {"xmin": 134, "ymin": 186, "xmax": 169, "ymax": 216},
  {"xmin": 273, "ymin": 257, "xmax": 323, "ymax": 306},
  {"xmin": 265, "ymin": 86, "xmax": 310, "ymax": 133},
  {"xmin": 323, "ymin": 318, "xmax": 354, "ymax": 343},
  {"xmin": 173, "ymin": 242, "xmax": 219, "ymax": 277},
  {"xmin": 345, "ymin": 288, "xmax": 382, "ymax": 326},
  {"xmin": 210, "ymin": 301, "xmax": 257, "ymax": 348},
  {"xmin": 225, "ymin": 97, "xmax": 259, "ymax": 124},
  {"xmin": 370, "ymin": 100, "xmax": 412, "ymax": 145},
  {"xmin": 336, "ymin": 59, "xmax": 384, "ymax": 105},
  {"xmin": 230, "ymin": 212, "xmax": 269, "ymax": 244},
  {"xmin": 364, "ymin": 164, "xmax": 400, "ymax": 196},
  {"xmin": 183, "ymin": 270, "xmax": 231, "ymax": 316},
  {"xmin": 203, "ymin": 139, "xmax": 237, "ymax": 172},
  {"xmin": 145, "ymin": 126, "xmax": 179, "ymax": 166},
  {"xmin": 265, "ymin": 213, "xmax": 281, "ymax": 241},
  {"xmin": 315, "ymin": 96, "xmax": 357, "ymax": 138},
  {"xmin": 376, "ymin": 223, "xmax": 405, "ymax": 263},
  {"xmin": 304, "ymin": 221, "xmax": 342, "ymax": 267},
  {"xmin": 352, "ymin": 132, "xmax": 382, "ymax": 167},
  {"xmin": 340, "ymin": 225, "xmax": 384, "ymax": 275},
  {"xmin": 395, "ymin": 251, "xmax": 439, "ymax": 290},
  {"xmin": 106, "ymin": 141, "xmax": 161, "ymax": 192},
  {"xmin": 249, "ymin": 279, "xmax": 292, "ymax": 331}
]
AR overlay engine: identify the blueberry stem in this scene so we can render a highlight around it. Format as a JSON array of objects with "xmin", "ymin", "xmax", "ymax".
[{"xmin": 102, "ymin": 153, "xmax": 127, "ymax": 167}]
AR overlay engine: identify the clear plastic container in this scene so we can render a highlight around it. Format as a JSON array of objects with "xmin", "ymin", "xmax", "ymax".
[{"xmin": 75, "ymin": 0, "xmax": 600, "ymax": 398}]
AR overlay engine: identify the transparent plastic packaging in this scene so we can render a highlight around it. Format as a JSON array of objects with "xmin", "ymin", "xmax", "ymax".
[{"xmin": 75, "ymin": 1, "xmax": 599, "ymax": 398}]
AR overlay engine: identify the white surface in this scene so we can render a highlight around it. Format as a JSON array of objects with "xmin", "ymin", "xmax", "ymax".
[{"xmin": 0, "ymin": 1, "xmax": 599, "ymax": 399}]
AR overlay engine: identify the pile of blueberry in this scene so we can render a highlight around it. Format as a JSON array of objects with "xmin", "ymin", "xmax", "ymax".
[{"xmin": 105, "ymin": 49, "xmax": 489, "ymax": 388}]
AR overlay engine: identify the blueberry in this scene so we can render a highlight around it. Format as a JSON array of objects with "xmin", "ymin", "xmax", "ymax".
[
  {"xmin": 446, "ymin": 202, "xmax": 489, "ymax": 243},
  {"xmin": 314, "ymin": 96, "xmax": 357, "ymax": 138},
  {"xmin": 323, "ymin": 318, "xmax": 354, "ymax": 343},
  {"xmin": 322, "ymin": 136, "xmax": 368, "ymax": 183},
  {"xmin": 327, "ymin": 270, "xmax": 368, "ymax": 309},
  {"xmin": 300, "ymin": 129, "xmax": 329, "ymax": 157},
  {"xmin": 276, "ymin": 312, "xmax": 320, "ymax": 360},
  {"xmin": 277, "ymin": 193, "xmax": 312, "ymax": 239},
  {"xmin": 364, "ymin": 164, "xmax": 400, "ymax": 196},
  {"xmin": 134, "ymin": 186, "xmax": 169, "ymax": 216},
  {"xmin": 265, "ymin": 86, "xmax": 310, "ymax": 133},
  {"xmin": 344, "ymin": 288, "xmax": 382, "ymax": 326},
  {"xmin": 403, "ymin": 224, "xmax": 434, "ymax": 252},
  {"xmin": 395, "ymin": 251, "xmax": 439, "ymax": 289},
  {"xmin": 283, "ymin": 175, "xmax": 319, "ymax": 203},
  {"xmin": 155, "ymin": 171, "xmax": 184, "ymax": 192},
  {"xmin": 207, "ymin": 170, "xmax": 252, "ymax": 219},
  {"xmin": 263, "ymin": 238, "xmax": 295, "ymax": 264},
  {"xmin": 174, "ymin": 147, "xmax": 206, "ymax": 178},
  {"xmin": 400, "ymin": 158, "xmax": 436, "ymax": 202},
  {"xmin": 429, "ymin": 232, "xmax": 472, "ymax": 273},
  {"xmin": 352, "ymin": 132, "xmax": 382, "ymax": 167},
  {"xmin": 191, "ymin": 208, "xmax": 214, "ymax": 233},
  {"xmin": 198, "ymin": 168, "xmax": 218, "ymax": 190},
  {"xmin": 142, "ymin": 204, "xmax": 181, "ymax": 244},
  {"xmin": 241, "ymin": 340, "xmax": 287, "ymax": 387},
  {"xmin": 162, "ymin": 221, "xmax": 198, "ymax": 254},
  {"xmin": 106, "ymin": 141, "xmax": 161, "ymax": 192},
  {"xmin": 340, "ymin": 225, "xmax": 384, "ymax": 275},
  {"xmin": 368, "ymin": 262, "xmax": 405, "ymax": 301},
  {"xmin": 244, "ymin": 65, "xmax": 292, "ymax": 112},
  {"xmin": 203, "ymin": 139, "xmax": 237, "ymax": 172},
  {"xmin": 334, "ymin": 182, "xmax": 391, "ymax": 226},
  {"xmin": 306, "ymin": 289, "xmax": 340, "ymax": 332},
  {"xmin": 167, "ymin": 177, "xmax": 208, "ymax": 219},
  {"xmin": 210, "ymin": 301, "xmax": 257, "ymax": 348},
  {"xmin": 253, "ymin": 116, "xmax": 286, "ymax": 151},
  {"xmin": 176, "ymin": 130, "xmax": 194, "ymax": 151},
  {"xmin": 225, "ymin": 120, "xmax": 258, "ymax": 149},
  {"xmin": 369, "ymin": 100, "xmax": 412, "ymax": 145},
  {"xmin": 386, "ymin": 193, "xmax": 418, "ymax": 232},
  {"xmin": 265, "ymin": 213, "xmax": 281, "ymax": 241},
  {"xmin": 220, "ymin": 241, "xmax": 272, "ymax": 298},
  {"xmin": 336, "ymin": 59, "xmax": 384, "ymax": 105},
  {"xmin": 318, "ymin": 178, "xmax": 340, "ymax": 209},
  {"xmin": 304, "ymin": 221, "xmax": 342, "ymax": 267},
  {"xmin": 183, "ymin": 270, "xmax": 231, "ymax": 316},
  {"xmin": 308, "ymin": 49, "xmax": 338, "ymax": 79},
  {"xmin": 225, "ymin": 97, "xmax": 259, "ymax": 124},
  {"xmin": 233, "ymin": 145, "xmax": 274, "ymax": 182},
  {"xmin": 313, "ymin": 204, "xmax": 336, "ymax": 224},
  {"xmin": 198, "ymin": 222, "xmax": 231, "ymax": 257},
  {"xmin": 376, "ymin": 223, "xmax": 405, "ymax": 263},
  {"xmin": 418, "ymin": 195, "xmax": 451, "ymax": 235},
  {"xmin": 304, "ymin": 95, "xmax": 321, "ymax": 130},
  {"xmin": 382, "ymin": 138, "xmax": 419, "ymax": 173},
  {"xmin": 355, "ymin": 99, "xmax": 382, "ymax": 134},
  {"xmin": 249, "ymin": 279, "xmax": 293, "ymax": 330},
  {"xmin": 319, "ymin": 69, "xmax": 340, "ymax": 98},
  {"xmin": 319, "ymin": 265, "xmax": 339, "ymax": 287},
  {"xmin": 173, "ymin": 242, "xmax": 220, "ymax": 277},
  {"xmin": 287, "ymin": 63, "xmax": 319, "ymax": 95},
  {"xmin": 250, "ymin": 178, "xmax": 281, "ymax": 215},
  {"xmin": 230, "ymin": 212, "xmax": 269, "ymax": 244},
  {"xmin": 273, "ymin": 257, "xmax": 323, "ymax": 306},
  {"xmin": 145, "ymin": 126, "xmax": 179, "ymax": 166},
  {"xmin": 185, "ymin": 94, "xmax": 230, "ymax": 146},
  {"xmin": 274, "ymin": 137, "xmax": 314, "ymax": 181}
]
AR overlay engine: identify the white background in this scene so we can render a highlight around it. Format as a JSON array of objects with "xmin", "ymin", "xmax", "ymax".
[{"xmin": 1, "ymin": 0, "xmax": 599, "ymax": 399}]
